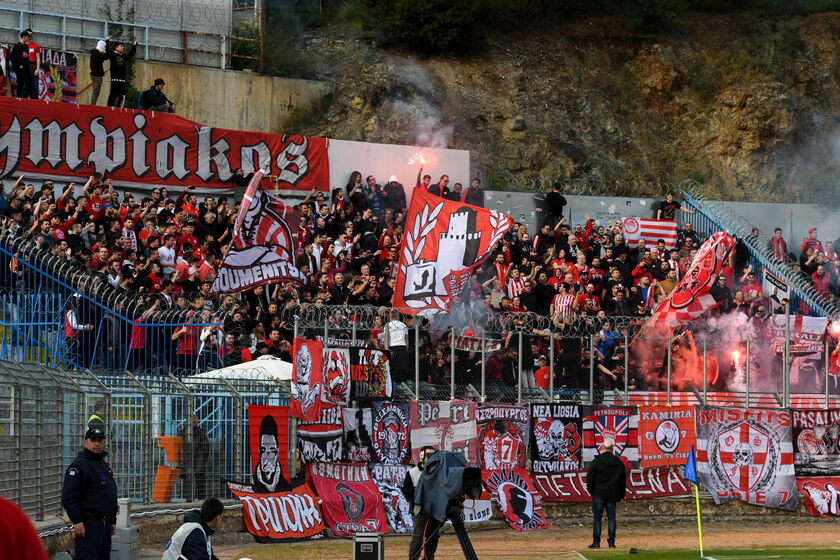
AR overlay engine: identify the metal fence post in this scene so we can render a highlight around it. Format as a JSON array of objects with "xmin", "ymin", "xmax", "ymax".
[
  {"xmin": 666, "ymin": 337, "xmax": 672, "ymax": 406},
  {"xmin": 414, "ymin": 321, "xmax": 420, "ymax": 399},
  {"xmin": 481, "ymin": 330, "xmax": 486, "ymax": 401},
  {"xmin": 703, "ymin": 338, "xmax": 708, "ymax": 404},
  {"xmin": 549, "ymin": 332, "xmax": 554, "ymax": 400},
  {"xmin": 293, "ymin": 316, "xmax": 299, "ymax": 340},
  {"xmin": 450, "ymin": 329, "xmax": 456, "ymax": 401},
  {"xmin": 784, "ymin": 305, "xmax": 791, "ymax": 407},
  {"xmin": 623, "ymin": 332, "xmax": 629, "ymax": 405},
  {"xmin": 826, "ymin": 339, "xmax": 830, "ymax": 410},
  {"xmin": 745, "ymin": 339, "xmax": 751, "ymax": 409},
  {"xmin": 38, "ymin": 384, "xmax": 45, "ymax": 520},
  {"xmin": 517, "ymin": 330, "xmax": 523, "ymax": 403},
  {"xmin": 216, "ymin": 377, "xmax": 244, "ymax": 481},
  {"xmin": 589, "ymin": 335, "xmax": 594, "ymax": 406}
]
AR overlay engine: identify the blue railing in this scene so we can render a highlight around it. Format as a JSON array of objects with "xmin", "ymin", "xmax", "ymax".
[{"xmin": 679, "ymin": 180, "xmax": 839, "ymax": 320}]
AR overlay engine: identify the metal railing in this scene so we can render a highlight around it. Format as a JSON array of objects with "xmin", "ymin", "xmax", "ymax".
[{"xmin": 0, "ymin": 7, "xmax": 259, "ymax": 70}]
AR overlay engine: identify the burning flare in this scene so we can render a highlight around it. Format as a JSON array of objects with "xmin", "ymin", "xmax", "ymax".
[{"xmin": 408, "ymin": 152, "xmax": 428, "ymax": 166}]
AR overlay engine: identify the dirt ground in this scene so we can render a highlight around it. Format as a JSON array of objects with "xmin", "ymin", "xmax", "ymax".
[{"xmin": 139, "ymin": 520, "xmax": 840, "ymax": 560}]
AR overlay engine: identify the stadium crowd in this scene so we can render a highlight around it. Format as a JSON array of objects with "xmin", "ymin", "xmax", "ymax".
[{"xmin": 1, "ymin": 169, "xmax": 838, "ymax": 394}]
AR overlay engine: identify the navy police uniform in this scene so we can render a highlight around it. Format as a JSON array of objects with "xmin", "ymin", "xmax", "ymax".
[{"xmin": 61, "ymin": 427, "xmax": 118, "ymax": 560}]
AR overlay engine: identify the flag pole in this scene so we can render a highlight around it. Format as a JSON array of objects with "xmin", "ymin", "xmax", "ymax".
[{"xmin": 694, "ymin": 483, "xmax": 704, "ymax": 558}]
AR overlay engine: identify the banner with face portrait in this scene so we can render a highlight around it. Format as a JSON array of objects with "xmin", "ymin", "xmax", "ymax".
[
  {"xmin": 791, "ymin": 408, "xmax": 840, "ymax": 477},
  {"xmin": 226, "ymin": 480, "xmax": 325, "ymax": 542},
  {"xmin": 369, "ymin": 463, "xmax": 413, "ymax": 533},
  {"xmin": 371, "ymin": 402, "xmax": 411, "ymax": 465},
  {"xmin": 343, "ymin": 407, "xmax": 373, "ymax": 463},
  {"xmin": 410, "ymin": 400, "xmax": 479, "ymax": 467},
  {"xmin": 477, "ymin": 404, "xmax": 530, "ymax": 471},
  {"xmin": 637, "ymin": 405, "xmax": 696, "ymax": 468},
  {"xmin": 482, "ymin": 469, "xmax": 550, "ymax": 531},
  {"xmin": 307, "ymin": 463, "xmax": 387, "ymax": 536},
  {"xmin": 297, "ymin": 403, "xmax": 343, "ymax": 463},
  {"xmin": 322, "ymin": 348, "xmax": 351, "ymax": 406},
  {"xmin": 291, "ymin": 338, "xmax": 324, "ymax": 422},
  {"xmin": 247, "ymin": 405, "xmax": 292, "ymax": 494},
  {"xmin": 531, "ymin": 403, "xmax": 582, "ymax": 473},
  {"xmin": 350, "ymin": 347, "xmax": 393, "ymax": 400},
  {"xmin": 583, "ymin": 405, "xmax": 639, "ymax": 468}
]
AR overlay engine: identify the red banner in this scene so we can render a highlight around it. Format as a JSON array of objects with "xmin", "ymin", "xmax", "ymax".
[
  {"xmin": 307, "ymin": 463, "xmax": 387, "ymax": 536},
  {"xmin": 291, "ymin": 339, "xmax": 324, "ymax": 422},
  {"xmin": 394, "ymin": 187, "xmax": 513, "ymax": 315},
  {"xmin": 482, "ymin": 469, "xmax": 550, "ymax": 531},
  {"xmin": 247, "ymin": 405, "xmax": 292, "ymax": 494},
  {"xmin": 637, "ymin": 405, "xmax": 696, "ymax": 468},
  {"xmin": 533, "ymin": 467, "xmax": 692, "ymax": 502},
  {"xmin": 797, "ymin": 477, "xmax": 840, "ymax": 517},
  {"xmin": 227, "ymin": 481, "xmax": 325, "ymax": 542},
  {"xmin": 0, "ymin": 97, "xmax": 329, "ymax": 192},
  {"xmin": 0, "ymin": 47, "xmax": 8, "ymax": 97}
]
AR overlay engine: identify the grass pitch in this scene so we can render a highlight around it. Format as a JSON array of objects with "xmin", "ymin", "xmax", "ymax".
[{"xmin": 577, "ymin": 551, "xmax": 840, "ymax": 559}]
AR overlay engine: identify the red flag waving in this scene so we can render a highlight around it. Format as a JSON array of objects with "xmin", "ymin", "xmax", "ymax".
[
  {"xmin": 394, "ymin": 188, "xmax": 513, "ymax": 314},
  {"xmin": 211, "ymin": 171, "xmax": 306, "ymax": 292},
  {"xmin": 647, "ymin": 231, "xmax": 737, "ymax": 329}
]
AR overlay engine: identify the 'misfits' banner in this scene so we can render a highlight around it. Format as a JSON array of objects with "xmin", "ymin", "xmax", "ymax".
[{"xmin": 0, "ymin": 97, "xmax": 328, "ymax": 192}]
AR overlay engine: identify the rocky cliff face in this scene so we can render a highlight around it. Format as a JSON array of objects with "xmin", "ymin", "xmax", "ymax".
[{"xmin": 293, "ymin": 13, "xmax": 840, "ymax": 203}]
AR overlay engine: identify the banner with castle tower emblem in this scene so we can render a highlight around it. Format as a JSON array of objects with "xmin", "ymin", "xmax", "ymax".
[{"xmin": 394, "ymin": 187, "xmax": 514, "ymax": 314}]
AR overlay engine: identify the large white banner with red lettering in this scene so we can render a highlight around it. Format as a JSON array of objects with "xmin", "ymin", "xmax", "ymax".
[
  {"xmin": 769, "ymin": 315, "xmax": 828, "ymax": 354},
  {"xmin": 394, "ymin": 187, "xmax": 513, "ymax": 315},
  {"xmin": 696, "ymin": 407, "xmax": 798, "ymax": 511},
  {"xmin": 0, "ymin": 97, "xmax": 328, "ymax": 193}
]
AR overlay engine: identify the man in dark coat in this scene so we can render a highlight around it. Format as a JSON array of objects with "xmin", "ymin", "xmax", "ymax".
[
  {"xmin": 543, "ymin": 181, "xmax": 567, "ymax": 226},
  {"xmin": 89, "ymin": 37, "xmax": 110, "ymax": 105},
  {"xmin": 162, "ymin": 498, "xmax": 223, "ymax": 560},
  {"xmin": 10, "ymin": 32, "xmax": 35, "ymax": 99},
  {"xmin": 585, "ymin": 438, "xmax": 626, "ymax": 549},
  {"xmin": 61, "ymin": 426, "xmax": 119, "ymax": 560},
  {"xmin": 106, "ymin": 40, "xmax": 137, "ymax": 107},
  {"xmin": 139, "ymin": 78, "xmax": 175, "ymax": 112}
]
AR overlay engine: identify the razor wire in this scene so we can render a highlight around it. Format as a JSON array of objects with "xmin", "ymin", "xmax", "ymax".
[{"xmin": 488, "ymin": 176, "xmax": 686, "ymax": 198}]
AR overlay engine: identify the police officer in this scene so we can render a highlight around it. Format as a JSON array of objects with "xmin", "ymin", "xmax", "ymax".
[{"xmin": 62, "ymin": 426, "xmax": 118, "ymax": 560}]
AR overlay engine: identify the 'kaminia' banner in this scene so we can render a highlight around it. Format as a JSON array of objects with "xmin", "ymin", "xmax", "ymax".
[
  {"xmin": 409, "ymin": 400, "xmax": 479, "ymax": 466},
  {"xmin": 696, "ymin": 407, "xmax": 798, "ymax": 511},
  {"xmin": 0, "ymin": 97, "xmax": 329, "ymax": 192},
  {"xmin": 226, "ymin": 481, "xmax": 324, "ymax": 542},
  {"xmin": 637, "ymin": 405, "xmax": 696, "ymax": 468},
  {"xmin": 307, "ymin": 463, "xmax": 387, "ymax": 536},
  {"xmin": 531, "ymin": 403, "xmax": 582, "ymax": 473}
]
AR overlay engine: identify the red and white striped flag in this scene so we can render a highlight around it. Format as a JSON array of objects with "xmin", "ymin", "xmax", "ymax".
[{"xmin": 622, "ymin": 217, "xmax": 678, "ymax": 250}]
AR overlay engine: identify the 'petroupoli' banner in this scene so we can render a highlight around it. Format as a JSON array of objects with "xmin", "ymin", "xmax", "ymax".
[
  {"xmin": 0, "ymin": 97, "xmax": 329, "ymax": 192},
  {"xmin": 637, "ymin": 405, "xmax": 696, "ymax": 468},
  {"xmin": 696, "ymin": 407, "xmax": 798, "ymax": 511},
  {"xmin": 582, "ymin": 406, "xmax": 639, "ymax": 468},
  {"xmin": 307, "ymin": 463, "xmax": 387, "ymax": 536},
  {"xmin": 226, "ymin": 481, "xmax": 324, "ymax": 542}
]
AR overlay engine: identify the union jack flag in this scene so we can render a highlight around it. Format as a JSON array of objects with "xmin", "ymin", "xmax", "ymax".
[{"xmin": 583, "ymin": 406, "xmax": 639, "ymax": 467}]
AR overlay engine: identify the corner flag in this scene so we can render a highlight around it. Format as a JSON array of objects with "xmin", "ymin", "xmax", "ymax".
[{"xmin": 684, "ymin": 444, "xmax": 698, "ymax": 485}]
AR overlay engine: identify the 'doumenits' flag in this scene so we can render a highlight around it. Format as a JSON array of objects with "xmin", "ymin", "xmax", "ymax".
[
  {"xmin": 393, "ymin": 187, "xmax": 513, "ymax": 315},
  {"xmin": 211, "ymin": 169, "xmax": 307, "ymax": 292}
]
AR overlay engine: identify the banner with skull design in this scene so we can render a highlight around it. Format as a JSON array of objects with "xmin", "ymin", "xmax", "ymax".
[
  {"xmin": 637, "ymin": 405, "xmax": 696, "ymax": 468},
  {"xmin": 343, "ymin": 408, "xmax": 374, "ymax": 463},
  {"xmin": 291, "ymin": 338, "xmax": 324, "ymax": 422},
  {"xmin": 393, "ymin": 187, "xmax": 514, "ymax": 315},
  {"xmin": 247, "ymin": 405, "xmax": 292, "ymax": 494},
  {"xmin": 797, "ymin": 477, "xmax": 840, "ymax": 517},
  {"xmin": 297, "ymin": 403, "xmax": 344, "ymax": 463},
  {"xmin": 212, "ymin": 171, "xmax": 308, "ymax": 293},
  {"xmin": 791, "ymin": 408, "xmax": 840, "ymax": 476},
  {"xmin": 482, "ymin": 469, "xmax": 551, "ymax": 531},
  {"xmin": 476, "ymin": 404, "xmax": 530, "ymax": 470},
  {"xmin": 531, "ymin": 403, "xmax": 583, "ymax": 473},
  {"xmin": 307, "ymin": 463, "xmax": 387, "ymax": 536},
  {"xmin": 350, "ymin": 347, "xmax": 393, "ymax": 400},
  {"xmin": 409, "ymin": 400, "xmax": 479, "ymax": 467},
  {"xmin": 369, "ymin": 463, "xmax": 413, "ymax": 533},
  {"xmin": 582, "ymin": 405, "xmax": 639, "ymax": 468},
  {"xmin": 322, "ymin": 348, "xmax": 352, "ymax": 406},
  {"xmin": 696, "ymin": 407, "xmax": 798, "ymax": 510},
  {"xmin": 371, "ymin": 402, "xmax": 411, "ymax": 465}
]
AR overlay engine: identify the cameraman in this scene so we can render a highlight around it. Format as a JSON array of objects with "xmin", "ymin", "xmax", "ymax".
[{"xmin": 403, "ymin": 446, "xmax": 438, "ymax": 560}]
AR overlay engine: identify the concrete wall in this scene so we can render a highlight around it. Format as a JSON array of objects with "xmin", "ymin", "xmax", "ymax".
[{"xmin": 75, "ymin": 54, "xmax": 331, "ymax": 134}]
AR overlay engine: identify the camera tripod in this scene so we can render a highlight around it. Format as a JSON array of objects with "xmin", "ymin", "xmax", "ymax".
[{"xmin": 446, "ymin": 500, "xmax": 479, "ymax": 560}]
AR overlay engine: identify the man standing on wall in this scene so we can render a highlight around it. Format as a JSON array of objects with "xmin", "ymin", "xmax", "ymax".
[
  {"xmin": 24, "ymin": 29, "xmax": 41, "ymax": 99},
  {"xmin": 10, "ymin": 32, "xmax": 34, "ymax": 99},
  {"xmin": 107, "ymin": 39, "xmax": 137, "ymax": 107},
  {"xmin": 586, "ymin": 438, "xmax": 626, "ymax": 549},
  {"xmin": 89, "ymin": 37, "xmax": 110, "ymax": 105}
]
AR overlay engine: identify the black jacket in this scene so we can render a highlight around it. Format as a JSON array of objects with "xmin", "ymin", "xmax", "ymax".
[
  {"xmin": 181, "ymin": 510, "xmax": 218, "ymax": 560},
  {"xmin": 108, "ymin": 44, "xmax": 136, "ymax": 80},
  {"xmin": 61, "ymin": 448, "xmax": 119, "ymax": 524},
  {"xmin": 89, "ymin": 44, "xmax": 109, "ymax": 77},
  {"xmin": 586, "ymin": 452, "xmax": 627, "ymax": 502},
  {"xmin": 10, "ymin": 42, "xmax": 29, "ymax": 71},
  {"xmin": 139, "ymin": 86, "xmax": 171, "ymax": 108}
]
